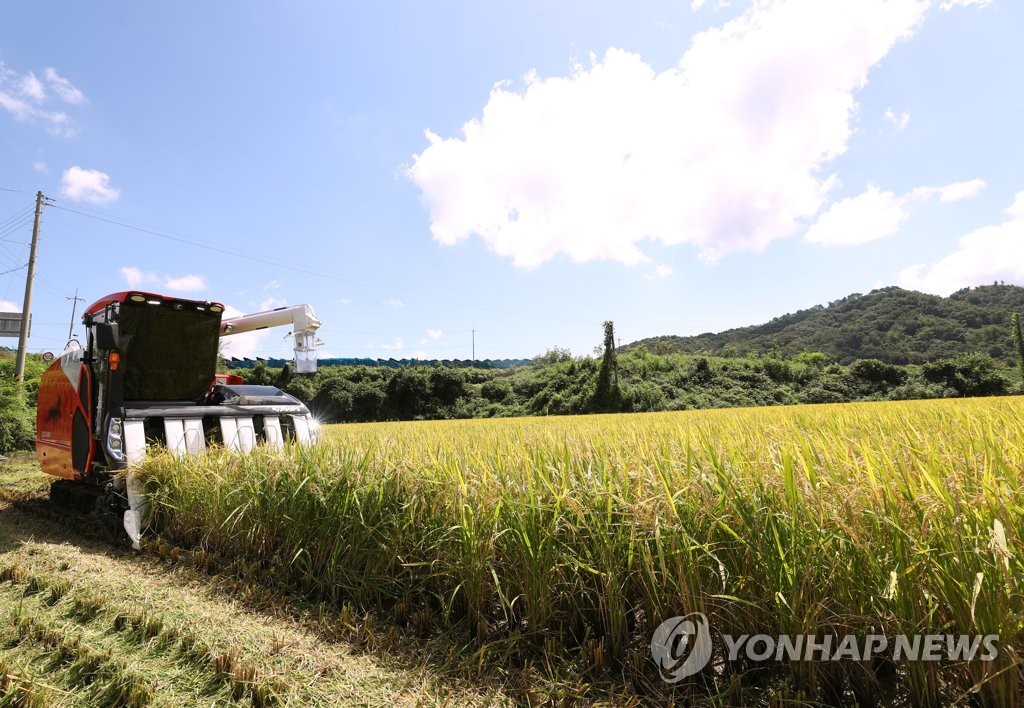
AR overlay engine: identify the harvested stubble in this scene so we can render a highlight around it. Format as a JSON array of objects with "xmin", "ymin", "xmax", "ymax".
[{"xmin": 138, "ymin": 397, "xmax": 1024, "ymax": 704}]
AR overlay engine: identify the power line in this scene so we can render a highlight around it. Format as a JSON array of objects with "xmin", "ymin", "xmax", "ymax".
[
  {"xmin": 0, "ymin": 216, "xmax": 33, "ymax": 240},
  {"xmin": 317, "ymin": 328, "xmax": 474, "ymax": 336},
  {"xmin": 50, "ymin": 201, "xmax": 393, "ymax": 298},
  {"xmin": 30, "ymin": 280, "xmax": 71, "ymax": 299},
  {"xmin": 0, "ymin": 264, "xmax": 26, "ymax": 277},
  {"xmin": 0, "ymin": 236, "xmax": 65, "ymax": 297},
  {"xmin": 50, "ymin": 201, "xmax": 600, "ymax": 328},
  {"xmin": 0, "ymin": 261, "xmax": 16, "ymax": 303},
  {"xmin": 0, "ymin": 206, "xmax": 33, "ymax": 230},
  {"xmin": 0, "ymin": 242, "xmax": 25, "ymax": 269}
]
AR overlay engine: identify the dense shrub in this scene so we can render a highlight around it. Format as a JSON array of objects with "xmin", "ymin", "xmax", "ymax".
[
  {"xmin": 922, "ymin": 354, "xmax": 1007, "ymax": 397},
  {"xmin": 480, "ymin": 378, "xmax": 512, "ymax": 403},
  {"xmin": 0, "ymin": 379, "xmax": 36, "ymax": 453},
  {"xmin": 228, "ymin": 349, "xmax": 1018, "ymax": 424},
  {"xmin": 0, "ymin": 352, "xmax": 44, "ymax": 454},
  {"xmin": 849, "ymin": 358, "xmax": 908, "ymax": 395}
]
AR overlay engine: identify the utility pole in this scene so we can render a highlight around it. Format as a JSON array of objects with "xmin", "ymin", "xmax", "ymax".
[
  {"xmin": 66, "ymin": 289, "xmax": 85, "ymax": 342},
  {"xmin": 14, "ymin": 191, "xmax": 44, "ymax": 382}
]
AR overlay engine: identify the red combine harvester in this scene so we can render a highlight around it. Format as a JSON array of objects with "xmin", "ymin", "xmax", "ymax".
[{"xmin": 35, "ymin": 291, "xmax": 322, "ymax": 548}]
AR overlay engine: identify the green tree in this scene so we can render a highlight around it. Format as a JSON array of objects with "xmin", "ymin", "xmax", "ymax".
[
  {"xmin": 385, "ymin": 368, "xmax": 430, "ymax": 419},
  {"xmin": 922, "ymin": 354, "xmax": 1007, "ymax": 397},
  {"xmin": 429, "ymin": 367, "xmax": 467, "ymax": 407},
  {"xmin": 849, "ymin": 358, "xmax": 907, "ymax": 395},
  {"xmin": 1012, "ymin": 313, "xmax": 1024, "ymax": 386},
  {"xmin": 533, "ymin": 346, "xmax": 572, "ymax": 365},
  {"xmin": 350, "ymin": 380, "xmax": 386, "ymax": 421},
  {"xmin": 243, "ymin": 360, "xmax": 278, "ymax": 386},
  {"xmin": 591, "ymin": 321, "xmax": 622, "ymax": 412},
  {"xmin": 480, "ymin": 378, "xmax": 512, "ymax": 403},
  {"xmin": 0, "ymin": 377, "xmax": 35, "ymax": 453},
  {"xmin": 311, "ymin": 378, "xmax": 353, "ymax": 422}
]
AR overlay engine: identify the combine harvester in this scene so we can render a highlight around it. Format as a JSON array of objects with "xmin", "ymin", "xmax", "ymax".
[{"xmin": 34, "ymin": 291, "xmax": 322, "ymax": 548}]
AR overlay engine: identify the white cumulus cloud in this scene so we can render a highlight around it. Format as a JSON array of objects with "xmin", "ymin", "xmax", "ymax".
[
  {"xmin": 0, "ymin": 62, "xmax": 84, "ymax": 136},
  {"xmin": 120, "ymin": 266, "xmax": 158, "ymax": 288},
  {"xmin": 120, "ymin": 266, "xmax": 206, "ymax": 293},
  {"xmin": 19, "ymin": 73, "xmax": 45, "ymax": 101},
  {"xmin": 644, "ymin": 264, "xmax": 675, "ymax": 280},
  {"xmin": 407, "ymin": 0, "xmax": 929, "ymax": 268},
  {"xmin": 939, "ymin": 0, "xmax": 992, "ymax": 10},
  {"xmin": 426, "ymin": 328, "xmax": 443, "ymax": 339},
  {"xmin": 805, "ymin": 178, "xmax": 986, "ymax": 246},
  {"xmin": 898, "ymin": 192, "xmax": 1024, "ymax": 295},
  {"xmin": 385, "ymin": 298, "xmax": 405, "ymax": 308},
  {"xmin": 804, "ymin": 185, "xmax": 909, "ymax": 246},
  {"xmin": 43, "ymin": 68, "xmax": 85, "ymax": 104},
  {"xmin": 932, "ymin": 178, "xmax": 986, "ymax": 203},
  {"xmin": 60, "ymin": 166, "xmax": 120, "ymax": 204},
  {"xmin": 259, "ymin": 296, "xmax": 287, "ymax": 310},
  {"xmin": 164, "ymin": 274, "xmax": 206, "ymax": 293},
  {"xmin": 0, "ymin": 299, "xmax": 19, "ymax": 312},
  {"xmin": 219, "ymin": 304, "xmax": 268, "ymax": 359},
  {"xmin": 884, "ymin": 106, "xmax": 910, "ymax": 132}
]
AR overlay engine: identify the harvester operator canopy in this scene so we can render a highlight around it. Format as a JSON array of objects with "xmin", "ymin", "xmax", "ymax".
[{"xmin": 117, "ymin": 295, "xmax": 223, "ymax": 402}]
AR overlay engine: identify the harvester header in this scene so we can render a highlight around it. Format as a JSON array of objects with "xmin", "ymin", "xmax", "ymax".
[{"xmin": 35, "ymin": 290, "xmax": 323, "ymax": 548}]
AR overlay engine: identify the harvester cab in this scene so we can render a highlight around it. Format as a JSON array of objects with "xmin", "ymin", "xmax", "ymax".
[{"xmin": 35, "ymin": 291, "xmax": 322, "ymax": 548}]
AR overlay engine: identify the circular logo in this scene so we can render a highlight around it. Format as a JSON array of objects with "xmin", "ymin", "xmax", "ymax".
[
  {"xmin": 42, "ymin": 351, "xmax": 54, "ymax": 362},
  {"xmin": 650, "ymin": 612, "xmax": 713, "ymax": 683}
]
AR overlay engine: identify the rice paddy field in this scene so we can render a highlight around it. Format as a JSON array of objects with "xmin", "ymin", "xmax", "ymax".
[{"xmin": 137, "ymin": 397, "xmax": 1024, "ymax": 705}]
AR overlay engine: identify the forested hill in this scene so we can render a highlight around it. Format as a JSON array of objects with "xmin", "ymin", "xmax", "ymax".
[{"xmin": 628, "ymin": 284, "xmax": 1024, "ymax": 365}]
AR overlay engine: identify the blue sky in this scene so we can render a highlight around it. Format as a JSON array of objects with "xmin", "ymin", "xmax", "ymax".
[{"xmin": 1, "ymin": 0, "xmax": 1021, "ymax": 361}]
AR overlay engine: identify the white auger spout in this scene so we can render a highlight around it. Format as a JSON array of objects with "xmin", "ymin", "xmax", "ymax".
[{"xmin": 221, "ymin": 303, "xmax": 322, "ymax": 373}]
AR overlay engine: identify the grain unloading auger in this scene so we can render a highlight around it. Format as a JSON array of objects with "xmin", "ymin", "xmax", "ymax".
[{"xmin": 35, "ymin": 291, "xmax": 323, "ymax": 548}]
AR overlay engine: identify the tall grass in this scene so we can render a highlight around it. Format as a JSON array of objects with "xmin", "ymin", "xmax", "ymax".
[{"xmin": 138, "ymin": 398, "xmax": 1024, "ymax": 703}]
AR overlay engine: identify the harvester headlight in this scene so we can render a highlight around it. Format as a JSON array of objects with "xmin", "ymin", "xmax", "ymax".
[{"xmin": 107, "ymin": 417, "xmax": 126, "ymax": 462}]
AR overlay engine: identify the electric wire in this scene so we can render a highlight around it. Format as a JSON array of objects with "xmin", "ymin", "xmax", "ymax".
[
  {"xmin": 317, "ymin": 328, "xmax": 474, "ymax": 336},
  {"xmin": 0, "ymin": 206, "xmax": 33, "ymax": 231},
  {"xmin": 0, "ymin": 215, "xmax": 33, "ymax": 239},
  {"xmin": 49, "ymin": 201, "xmax": 601, "ymax": 328},
  {"xmin": 34, "ymin": 278, "xmax": 71, "ymax": 298},
  {"xmin": 0, "ymin": 264, "xmax": 26, "ymax": 277},
  {"xmin": 0, "ymin": 247, "xmax": 69, "ymax": 300},
  {"xmin": 0, "ymin": 241, "xmax": 25, "ymax": 269}
]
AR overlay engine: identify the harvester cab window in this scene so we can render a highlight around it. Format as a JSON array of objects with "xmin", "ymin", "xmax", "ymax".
[{"xmin": 118, "ymin": 300, "xmax": 222, "ymax": 403}]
